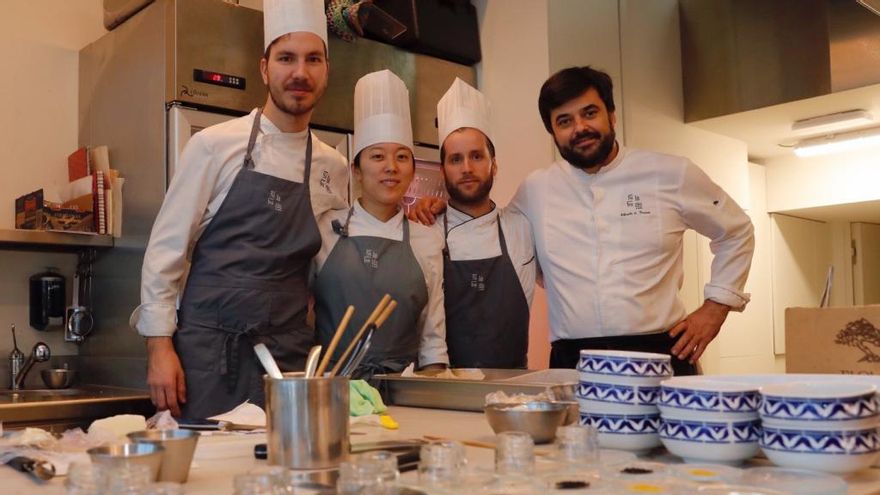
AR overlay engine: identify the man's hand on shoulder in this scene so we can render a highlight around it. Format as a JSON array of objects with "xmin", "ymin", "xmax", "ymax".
[
  {"xmin": 668, "ymin": 300, "xmax": 731, "ymax": 364},
  {"xmin": 407, "ymin": 197, "xmax": 447, "ymax": 226},
  {"xmin": 146, "ymin": 337, "xmax": 187, "ymax": 417}
]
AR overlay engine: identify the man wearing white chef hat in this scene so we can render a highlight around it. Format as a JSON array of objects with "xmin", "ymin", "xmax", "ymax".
[
  {"xmin": 436, "ymin": 78, "xmax": 536, "ymax": 368},
  {"xmin": 313, "ymin": 70, "xmax": 449, "ymax": 377},
  {"xmin": 131, "ymin": 0, "xmax": 349, "ymax": 418}
]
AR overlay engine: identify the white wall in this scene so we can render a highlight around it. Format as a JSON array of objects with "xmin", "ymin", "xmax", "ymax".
[
  {"xmin": 0, "ymin": 1, "xmax": 106, "ymax": 383},
  {"xmin": 473, "ymin": 0, "xmax": 554, "ymax": 368},
  {"xmin": 765, "ymin": 147, "xmax": 880, "ymax": 212}
]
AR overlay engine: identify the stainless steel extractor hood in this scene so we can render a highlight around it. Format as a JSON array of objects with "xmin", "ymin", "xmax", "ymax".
[{"xmin": 680, "ymin": 0, "xmax": 880, "ymax": 122}]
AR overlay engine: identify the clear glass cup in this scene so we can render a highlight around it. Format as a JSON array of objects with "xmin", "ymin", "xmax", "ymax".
[
  {"xmin": 66, "ymin": 462, "xmax": 105, "ymax": 495},
  {"xmin": 418, "ymin": 440, "xmax": 467, "ymax": 488},
  {"xmin": 233, "ymin": 472, "xmax": 279, "ymax": 495},
  {"xmin": 554, "ymin": 424, "xmax": 599, "ymax": 465},
  {"xmin": 495, "ymin": 431, "xmax": 535, "ymax": 475},
  {"xmin": 104, "ymin": 463, "xmax": 153, "ymax": 495},
  {"xmin": 337, "ymin": 450, "xmax": 399, "ymax": 495}
]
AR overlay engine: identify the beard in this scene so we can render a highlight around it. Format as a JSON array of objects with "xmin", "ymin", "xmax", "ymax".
[
  {"xmin": 268, "ymin": 77, "xmax": 326, "ymax": 117},
  {"xmin": 557, "ymin": 127, "xmax": 616, "ymax": 170},
  {"xmin": 446, "ymin": 174, "xmax": 494, "ymax": 208}
]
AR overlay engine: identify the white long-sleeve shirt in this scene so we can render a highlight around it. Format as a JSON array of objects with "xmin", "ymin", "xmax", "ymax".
[
  {"xmin": 131, "ymin": 109, "xmax": 349, "ymax": 337},
  {"xmin": 313, "ymin": 201, "xmax": 449, "ymax": 366},
  {"xmin": 509, "ymin": 144, "xmax": 754, "ymax": 342},
  {"xmin": 442, "ymin": 204, "xmax": 536, "ymax": 306}
]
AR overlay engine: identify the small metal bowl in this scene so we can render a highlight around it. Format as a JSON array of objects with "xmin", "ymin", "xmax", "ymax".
[
  {"xmin": 484, "ymin": 401, "xmax": 568, "ymax": 444},
  {"xmin": 127, "ymin": 429, "xmax": 200, "ymax": 483},
  {"xmin": 41, "ymin": 368, "xmax": 77, "ymax": 389},
  {"xmin": 87, "ymin": 442, "xmax": 165, "ymax": 481}
]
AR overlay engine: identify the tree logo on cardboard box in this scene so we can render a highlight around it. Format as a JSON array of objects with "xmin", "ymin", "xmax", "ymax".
[{"xmin": 835, "ymin": 318, "xmax": 880, "ymax": 363}]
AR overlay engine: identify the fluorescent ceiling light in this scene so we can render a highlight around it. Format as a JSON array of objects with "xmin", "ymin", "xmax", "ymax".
[
  {"xmin": 791, "ymin": 109, "xmax": 874, "ymax": 136},
  {"xmin": 858, "ymin": 0, "xmax": 880, "ymax": 16},
  {"xmin": 793, "ymin": 125, "xmax": 880, "ymax": 157}
]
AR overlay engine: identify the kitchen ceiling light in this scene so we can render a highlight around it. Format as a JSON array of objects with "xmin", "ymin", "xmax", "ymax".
[
  {"xmin": 793, "ymin": 125, "xmax": 880, "ymax": 158},
  {"xmin": 791, "ymin": 109, "xmax": 874, "ymax": 136},
  {"xmin": 858, "ymin": 0, "xmax": 880, "ymax": 16}
]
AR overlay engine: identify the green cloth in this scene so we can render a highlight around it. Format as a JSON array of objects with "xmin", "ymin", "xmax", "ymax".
[{"xmin": 349, "ymin": 379, "xmax": 387, "ymax": 416}]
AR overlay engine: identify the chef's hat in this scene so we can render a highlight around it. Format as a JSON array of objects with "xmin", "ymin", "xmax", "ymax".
[
  {"xmin": 353, "ymin": 70, "xmax": 414, "ymax": 158},
  {"xmin": 437, "ymin": 78, "xmax": 492, "ymax": 147},
  {"xmin": 264, "ymin": 0, "xmax": 328, "ymax": 51}
]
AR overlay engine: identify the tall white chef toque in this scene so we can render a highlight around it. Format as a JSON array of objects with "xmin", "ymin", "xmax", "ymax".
[
  {"xmin": 437, "ymin": 78, "xmax": 492, "ymax": 147},
  {"xmin": 263, "ymin": 0, "xmax": 328, "ymax": 50},
  {"xmin": 353, "ymin": 69, "xmax": 414, "ymax": 158}
]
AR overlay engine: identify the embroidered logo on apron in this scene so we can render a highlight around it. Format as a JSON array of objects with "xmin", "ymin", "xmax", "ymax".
[
  {"xmin": 363, "ymin": 249, "xmax": 379, "ymax": 269},
  {"xmin": 267, "ymin": 190, "xmax": 283, "ymax": 212},
  {"xmin": 470, "ymin": 273, "xmax": 486, "ymax": 291}
]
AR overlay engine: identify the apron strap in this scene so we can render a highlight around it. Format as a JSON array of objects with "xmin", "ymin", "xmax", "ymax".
[
  {"xmin": 242, "ymin": 108, "xmax": 263, "ymax": 170},
  {"xmin": 496, "ymin": 212, "xmax": 510, "ymax": 257},
  {"xmin": 442, "ymin": 213, "xmax": 450, "ymax": 259},
  {"xmin": 333, "ymin": 206, "xmax": 356, "ymax": 238},
  {"xmin": 220, "ymin": 323, "xmax": 261, "ymax": 393},
  {"xmin": 402, "ymin": 216, "xmax": 411, "ymax": 242}
]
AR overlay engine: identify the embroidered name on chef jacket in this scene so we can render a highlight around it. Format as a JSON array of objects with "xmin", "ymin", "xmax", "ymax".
[
  {"xmin": 363, "ymin": 249, "xmax": 379, "ymax": 269},
  {"xmin": 620, "ymin": 192, "xmax": 652, "ymax": 217},
  {"xmin": 470, "ymin": 273, "xmax": 486, "ymax": 292},
  {"xmin": 267, "ymin": 190, "xmax": 283, "ymax": 212}
]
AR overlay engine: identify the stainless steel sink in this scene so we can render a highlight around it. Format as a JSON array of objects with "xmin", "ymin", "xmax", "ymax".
[
  {"xmin": 0, "ymin": 385, "xmax": 152, "ymax": 428},
  {"xmin": 0, "ymin": 388, "xmax": 93, "ymax": 403}
]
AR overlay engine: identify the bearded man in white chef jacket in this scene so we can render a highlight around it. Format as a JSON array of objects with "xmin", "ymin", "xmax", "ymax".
[
  {"xmin": 511, "ymin": 66, "xmax": 755, "ymax": 375},
  {"xmin": 129, "ymin": 0, "xmax": 349, "ymax": 418},
  {"xmin": 435, "ymin": 79, "xmax": 536, "ymax": 369}
]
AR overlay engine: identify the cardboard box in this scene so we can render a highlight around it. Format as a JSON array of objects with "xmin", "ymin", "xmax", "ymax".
[
  {"xmin": 786, "ymin": 305, "xmax": 880, "ymax": 375},
  {"xmin": 14, "ymin": 188, "xmax": 95, "ymax": 233}
]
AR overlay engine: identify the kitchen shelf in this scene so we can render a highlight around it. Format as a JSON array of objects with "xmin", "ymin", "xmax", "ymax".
[{"xmin": 0, "ymin": 228, "xmax": 114, "ymax": 251}]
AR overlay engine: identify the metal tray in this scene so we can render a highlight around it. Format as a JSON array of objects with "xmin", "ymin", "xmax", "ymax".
[{"xmin": 375, "ymin": 369, "xmax": 579, "ymax": 412}]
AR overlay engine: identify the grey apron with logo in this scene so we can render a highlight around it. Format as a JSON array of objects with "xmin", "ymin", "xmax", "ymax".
[
  {"xmin": 314, "ymin": 208, "xmax": 429, "ymax": 379},
  {"xmin": 443, "ymin": 213, "xmax": 530, "ymax": 368},
  {"xmin": 174, "ymin": 109, "xmax": 320, "ymax": 419}
]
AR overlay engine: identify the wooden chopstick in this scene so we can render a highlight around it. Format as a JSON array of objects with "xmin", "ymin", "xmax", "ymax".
[
  {"xmin": 422, "ymin": 435, "xmax": 550, "ymax": 456},
  {"xmin": 315, "ymin": 305, "xmax": 355, "ymax": 377},
  {"xmin": 330, "ymin": 294, "xmax": 392, "ymax": 376}
]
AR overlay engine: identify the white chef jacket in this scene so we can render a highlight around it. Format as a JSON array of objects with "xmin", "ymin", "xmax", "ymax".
[
  {"xmin": 442, "ymin": 204, "xmax": 537, "ymax": 306},
  {"xmin": 131, "ymin": 109, "xmax": 349, "ymax": 337},
  {"xmin": 313, "ymin": 201, "xmax": 449, "ymax": 366},
  {"xmin": 509, "ymin": 144, "xmax": 754, "ymax": 342}
]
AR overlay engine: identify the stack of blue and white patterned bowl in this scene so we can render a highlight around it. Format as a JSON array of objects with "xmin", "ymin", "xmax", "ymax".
[
  {"xmin": 758, "ymin": 381, "xmax": 880, "ymax": 474},
  {"xmin": 576, "ymin": 350, "xmax": 672, "ymax": 452},
  {"xmin": 657, "ymin": 377, "xmax": 762, "ymax": 464}
]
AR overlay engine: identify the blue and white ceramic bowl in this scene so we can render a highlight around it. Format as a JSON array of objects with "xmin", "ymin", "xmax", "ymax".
[
  {"xmin": 577, "ymin": 380, "xmax": 660, "ymax": 415},
  {"xmin": 579, "ymin": 411, "xmax": 661, "ymax": 452},
  {"xmin": 759, "ymin": 424, "xmax": 880, "ymax": 474},
  {"xmin": 578, "ymin": 350, "xmax": 672, "ymax": 383},
  {"xmin": 659, "ymin": 377, "xmax": 760, "ymax": 421},
  {"xmin": 659, "ymin": 417, "xmax": 761, "ymax": 465},
  {"xmin": 759, "ymin": 382, "xmax": 880, "ymax": 429}
]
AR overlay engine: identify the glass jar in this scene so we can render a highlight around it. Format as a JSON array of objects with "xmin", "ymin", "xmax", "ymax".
[
  {"xmin": 338, "ymin": 450, "xmax": 400, "ymax": 495},
  {"xmin": 65, "ymin": 462, "xmax": 105, "ymax": 495}
]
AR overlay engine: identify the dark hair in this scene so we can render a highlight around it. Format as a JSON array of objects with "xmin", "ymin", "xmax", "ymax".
[
  {"xmin": 538, "ymin": 66, "xmax": 615, "ymax": 134},
  {"xmin": 439, "ymin": 128, "xmax": 496, "ymax": 165}
]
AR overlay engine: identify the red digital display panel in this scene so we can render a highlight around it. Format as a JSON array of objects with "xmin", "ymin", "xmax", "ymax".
[{"xmin": 193, "ymin": 69, "xmax": 246, "ymax": 90}]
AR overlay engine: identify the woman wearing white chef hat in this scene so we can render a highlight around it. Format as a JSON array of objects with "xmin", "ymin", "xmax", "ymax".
[
  {"xmin": 313, "ymin": 70, "xmax": 448, "ymax": 377},
  {"xmin": 133, "ymin": 0, "xmax": 349, "ymax": 419}
]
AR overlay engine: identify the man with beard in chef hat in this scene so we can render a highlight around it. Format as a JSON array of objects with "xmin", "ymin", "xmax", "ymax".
[
  {"xmin": 517, "ymin": 66, "xmax": 754, "ymax": 375},
  {"xmin": 412, "ymin": 67, "xmax": 754, "ymax": 376},
  {"xmin": 435, "ymin": 79, "xmax": 536, "ymax": 369},
  {"xmin": 130, "ymin": 0, "xmax": 349, "ymax": 418}
]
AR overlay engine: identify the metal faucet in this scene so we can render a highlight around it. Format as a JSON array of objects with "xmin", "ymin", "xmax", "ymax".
[{"xmin": 10, "ymin": 341, "xmax": 51, "ymax": 391}]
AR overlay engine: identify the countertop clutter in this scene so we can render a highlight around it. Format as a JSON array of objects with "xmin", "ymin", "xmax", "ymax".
[{"xmin": 4, "ymin": 406, "xmax": 880, "ymax": 494}]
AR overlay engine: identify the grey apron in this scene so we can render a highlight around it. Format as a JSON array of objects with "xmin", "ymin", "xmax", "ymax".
[
  {"xmin": 314, "ymin": 208, "xmax": 429, "ymax": 379},
  {"xmin": 174, "ymin": 108, "xmax": 320, "ymax": 419},
  {"xmin": 443, "ymin": 212, "xmax": 530, "ymax": 368}
]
